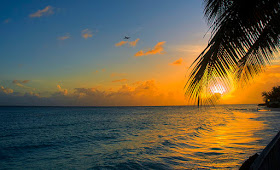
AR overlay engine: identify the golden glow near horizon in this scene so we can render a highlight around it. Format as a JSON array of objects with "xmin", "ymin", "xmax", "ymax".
[
  {"xmin": 2, "ymin": 57, "xmax": 280, "ymax": 106},
  {"xmin": 1, "ymin": 1, "xmax": 279, "ymax": 106}
]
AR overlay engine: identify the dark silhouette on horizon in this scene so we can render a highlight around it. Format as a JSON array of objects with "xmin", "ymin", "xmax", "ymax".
[{"xmin": 262, "ymin": 86, "xmax": 280, "ymax": 108}]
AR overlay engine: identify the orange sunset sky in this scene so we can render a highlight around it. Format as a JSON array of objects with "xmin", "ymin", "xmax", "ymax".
[{"xmin": 0, "ymin": 1, "xmax": 279, "ymax": 106}]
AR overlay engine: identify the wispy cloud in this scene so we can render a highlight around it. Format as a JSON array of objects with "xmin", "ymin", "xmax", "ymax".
[
  {"xmin": 29, "ymin": 6, "xmax": 54, "ymax": 18},
  {"xmin": 115, "ymin": 38, "xmax": 140, "ymax": 47},
  {"xmin": 58, "ymin": 34, "xmax": 70, "ymax": 40},
  {"xmin": 115, "ymin": 41, "xmax": 128, "ymax": 47},
  {"xmin": 129, "ymin": 38, "xmax": 140, "ymax": 47},
  {"xmin": 135, "ymin": 41, "xmax": 166, "ymax": 57},
  {"xmin": 82, "ymin": 29, "xmax": 96, "ymax": 39},
  {"xmin": 112, "ymin": 79, "xmax": 128, "ymax": 83},
  {"xmin": 12, "ymin": 80, "xmax": 30, "ymax": 87},
  {"xmin": 12, "ymin": 80, "xmax": 35, "ymax": 91},
  {"xmin": 169, "ymin": 58, "xmax": 183, "ymax": 66},
  {"xmin": 22, "ymin": 80, "xmax": 30, "ymax": 84},
  {"xmin": 0, "ymin": 86, "xmax": 13, "ymax": 94}
]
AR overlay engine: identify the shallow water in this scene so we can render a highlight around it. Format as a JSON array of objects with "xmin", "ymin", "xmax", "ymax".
[{"xmin": 0, "ymin": 105, "xmax": 279, "ymax": 169}]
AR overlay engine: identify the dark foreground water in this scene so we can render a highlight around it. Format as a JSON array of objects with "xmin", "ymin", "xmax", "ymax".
[{"xmin": 1, "ymin": 105, "xmax": 280, "ymax": 169}]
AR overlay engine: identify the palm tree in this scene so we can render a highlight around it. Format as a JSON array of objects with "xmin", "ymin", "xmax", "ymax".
[
  {"xmin": 262, "ymin": 86, "xmax": 280, "ymax": 107},
  {"xmin": 185, "ymin": 0, "xmax": 280, "ymax": 105}
]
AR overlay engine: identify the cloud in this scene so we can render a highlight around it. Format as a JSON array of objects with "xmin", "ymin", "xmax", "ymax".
[
  {"xmin": 115, "ymin": 38, "xmax": 140, "ymax": 47},
  {"xmin": 58, "ymin": 34, "xmax": 70, "ymax": 40},
  {"xmin": 13, "ymin": 80, "xmax": 30, "ymax": 84},
  {"xmin": 112, "ymin": 79, "xmax": 128, "ymax": 83},
  {"xmin": 12, "ymin": 80, "xmax": 30, "ymax": 87},
  {"xmin": 134, "ymin": 41, "xmax": 166, "ymax": 57},
  {"xmin": 116, "ymin": 84, "xmax": 133, "ymax": 94},
  {"xmin": 0, "ymin": 86, "xmax": 13, "ymax": 94},
  {"xmin": 82, "ymin": 29, "xmax": 96, "ymax": 39},
  {"xmin": 74, "ymin": 88, "xmax": 97, "ymax": 96},
  {"xmin": 74, "ymin": 88, "xmax": 95, "ymax": 94},
  {"xmin": 0, "ymin": 91, "xmax": 44, "ymax": 106},
  {"xmin": 169, "ymin": 58, "xmax": 183, "ymax": 65},
  {"xmin": 57, "ymin": 85, "xmax": 68, "ymax": 95},
  {"xmin": 129, "ymin": 38, "xmax": 140, "ymax": 47},
  {"xmin": 13, "ymin": 82, "xmax": 23, "ymax": 87},
  {"xmin": 57, "ymin": 84, "xmax": 61, "ymax": 90},
  {"xmin": 0, "ymin": 80, "xmax": 186, "ymax": 106},
  {"xmin": 12, "ymin": 80, "xmax": 19, "ymax": 84},
  {"xmin": 22, "ymin": 80, "xmax": 30, "ymax": 84},
  {"xmin": 29, "ymin": 6, "xmax": 54, "ymax": 18},
  {"xmin": 115, "ymin": 41, "xmax": 128, "ymax": 47},
  {"xmin": 134, "ymin": 80, "xmax": 157, "ymax": 93}
]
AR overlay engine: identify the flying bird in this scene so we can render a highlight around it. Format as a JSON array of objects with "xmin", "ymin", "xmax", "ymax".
[{"xmin": 124, "ymin": 36, "xmax": 130, "ymax": 39}]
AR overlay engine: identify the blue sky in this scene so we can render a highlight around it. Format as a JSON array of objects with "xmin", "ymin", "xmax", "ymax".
[{"xmin": 0, "ymin": 0, "xmax": 215, "ymax": 106}]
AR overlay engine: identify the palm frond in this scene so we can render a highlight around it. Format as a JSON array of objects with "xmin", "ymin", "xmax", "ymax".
[
  {"xmin": 185, "ymin": 0, "xmax": 280, "ymax": 105},
  {"xmin": 237, "ymin": 12, "xmax": 280, "ymax": 83}
]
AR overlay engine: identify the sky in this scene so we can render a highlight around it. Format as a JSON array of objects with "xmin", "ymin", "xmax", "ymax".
[{"xmin": 0, "ymin": 0, "xmax": 279, "ymax": 106}]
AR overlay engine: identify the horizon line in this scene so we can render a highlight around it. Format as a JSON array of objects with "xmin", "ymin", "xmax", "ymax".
[{"xmin": 0, "ymin": 103, "xmax": 259, "ymax": 108}]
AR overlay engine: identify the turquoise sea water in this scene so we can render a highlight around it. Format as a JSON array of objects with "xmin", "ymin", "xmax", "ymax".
[{"xmin": 0, "ymin": 105, "xmax": 280, "ymax": 169}]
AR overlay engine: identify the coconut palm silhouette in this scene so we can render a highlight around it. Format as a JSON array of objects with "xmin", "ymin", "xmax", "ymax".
[{"xmin": 185, "ymin": 0, "xmax": 280, "ymax": 105}]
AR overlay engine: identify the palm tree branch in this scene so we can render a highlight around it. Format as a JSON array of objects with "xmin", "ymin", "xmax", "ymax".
[
  {"xmin": 237, "ymin": 12, "xmax": 280, "ymax": 83},
  {"xmin": 185, "ymin": 0, "xmax": 280, "ymax": 105}
]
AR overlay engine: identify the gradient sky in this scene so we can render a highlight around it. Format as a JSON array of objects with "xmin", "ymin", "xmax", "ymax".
[{"xmin": 1, "ymin": 0, "xmax": 279, "ymax": 106}]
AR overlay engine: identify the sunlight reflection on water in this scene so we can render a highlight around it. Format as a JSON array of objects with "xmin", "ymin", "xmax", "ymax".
[
  {"xmin": 115, "ymin": 106, "xmax": 266, "ymax": 169},
  {"xmin": 0, "ymin": 105, "xmax": 279, "ymax": 169}
]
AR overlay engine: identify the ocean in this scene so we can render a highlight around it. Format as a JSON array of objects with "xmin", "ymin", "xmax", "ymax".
[{"xmin": 0, "ymin": 105, "xmax": 279, "ymax": 169}]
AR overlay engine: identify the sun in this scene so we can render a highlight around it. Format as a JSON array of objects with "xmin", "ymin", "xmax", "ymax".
[{"xmin": 210, "ymin": 84, "xmax": 226, "ymax": 94}]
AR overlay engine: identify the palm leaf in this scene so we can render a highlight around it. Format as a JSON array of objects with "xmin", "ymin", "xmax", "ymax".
[{"xmin": 185, "ymin": 0, "xmax": 280, "ymax": 105}]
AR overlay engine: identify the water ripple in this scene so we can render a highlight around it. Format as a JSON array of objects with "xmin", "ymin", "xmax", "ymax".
[{"xmin": 0, "ymin": 105, "xmax": 279, "ymax": 169}]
